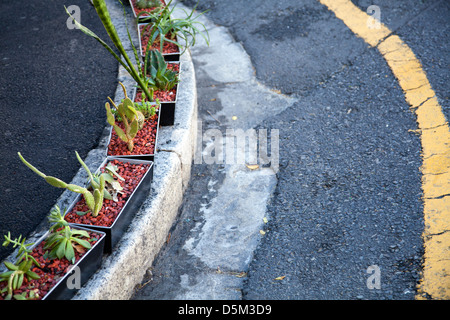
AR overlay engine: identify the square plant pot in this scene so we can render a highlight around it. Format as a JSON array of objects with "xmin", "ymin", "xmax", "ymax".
[
  {"xmin": 41, "ymin": 227, "xmax": 106, "ymax": 300},
  {"xmin": 64, "ymin": 157, "xmax": 154, "ymax": 253},
  {"xmin": 134, "ymin": 62, "xmax": 180, "ymax": 126},
  {"xmin": 0, "ymin": 227, "xmax": 106, "ymax": 300},
  {"xmin": 129, "ymin": 0, "xmax": 166, "ymax": 21},
  {"xmin": 138, "ymin": 22, "xmax": 181, "ymax": 62},
  {"xmin": 106, "ymin": 98, "xmax": 161, "ymax": 161}
]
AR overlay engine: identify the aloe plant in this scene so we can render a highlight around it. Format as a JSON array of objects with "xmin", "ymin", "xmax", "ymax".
[
  {"xmin": 134, "ymin": 99, "xmax": 157, "ymax": 119},
  {"xmin": 44, "ymin": 206, "xmax": 92, "ymax": 264},
  {"xmin": 18, "ymin": 151, "xmax": 107, "ymax": 217},
  {"xmin": 0, "ymin": 233, "xmax": 40, "ymax": 300},
  {"xmin": 139, "ymin": 0, "xmax": 210, "ymax": 56},
  {"xmin": 105, "ymin": 82, "xmax": 146, "ymax": 151},
  {"xmin": 146, "ymin": 49, "xmax": 179, "ymax": 92},
  {"xmin": 92, "ymin": 163, "xmax": 125, "ymax": 202}
]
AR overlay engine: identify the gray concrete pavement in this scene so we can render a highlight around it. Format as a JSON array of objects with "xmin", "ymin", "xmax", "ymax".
[{"xmin": 131, "ymin": 5, "xmax": 296, "ymax": 299}]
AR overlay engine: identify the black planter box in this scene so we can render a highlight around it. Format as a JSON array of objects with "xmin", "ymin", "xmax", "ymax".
[
  {"xmin": 129, "ymin": 0, "xmax": 167, "ymax": 21},
  {"xmin": 34, "ymin": 226, "xmax": 106, "ymax": 300},
  {"xmin": 159, "ymin": 100, "xmax": 176, "ymax": 126},
  {"xmin": 106, "ymin": 101, "xmax": 161, "ymax": 161},
  {"xmin": 138, "ymin": 22, "xmax": 181, "ymax": 62},
  {"xmin": 65, "ymin": 157, "xmax": 154, "ymax": 253},
  {"xmin": 132, "ymin": 62, "xmax": 180, "ymax": 127}
]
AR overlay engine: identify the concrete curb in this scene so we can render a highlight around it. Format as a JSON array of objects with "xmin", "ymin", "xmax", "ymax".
[
  {"xmin": 72, "ymin": 0, "xmax": 197, "ymax": 300},
  {"xmin": 74, "ymin": 50, "xmax": 197, "ymax": 300},
  {"xmin": 0, "ymin": 0, "xmax": 197, "ymax": 300}
]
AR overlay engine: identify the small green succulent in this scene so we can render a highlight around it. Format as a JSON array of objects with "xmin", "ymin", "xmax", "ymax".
[
  {"xmin": 139, "ymin": 0, "xmax": 210, "ymax": 55},
  {"xmin": 44, "ymin": 206, "xmax": 92, "ymax": 264},
  {"xmin": 145, "ymin": 49, "xmax": 179, "ymax": 92},
  {"xmin": 0, "ymin": 233, "xmax": 41, "ymax": 300},
  {"xmin": 105, "ymin": 82, "xmax": 145, "ymax": 152},
  {"xmin": 134, "ymin": 99, "xmax": 157, "ymax": 119}
]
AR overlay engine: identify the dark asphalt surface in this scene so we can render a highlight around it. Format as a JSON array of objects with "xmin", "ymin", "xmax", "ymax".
[
  {"xmin": 0, "ymin": 0, "xmax": 118, "ymax": 261},
  {"xmin": 179, "ymin": 0, "xmax": 448, "ymax": 299}
]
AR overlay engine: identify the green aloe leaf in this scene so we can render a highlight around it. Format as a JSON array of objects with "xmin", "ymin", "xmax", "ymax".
[
  {"xmin": 26, "ymin": 270, "xmax": 40, "ymax": 280},
  {"xmin": 56, "ymin": 239, "xmax": 67, "ymax": 259},
  {"xmin": 71, "ymin": 229, "xmax": 90, "ymax": 238},
  {"xmin": 72, "ymin": 238, "xmax": 92, "ymax": 250},
  {"xmin": 0, "ymin": 271, "xmax": 14, "ymax": 280},
  {"xmin": 3, "ymin": 261, "xmax": 18, "ymax": 271},
  {"xmin": 65, "ymin": 0, "xmax": 154, "ymax": 101},
  {"xmin": 16, "ymin": 273, "xmax": 24, "ymax": 290},
  {"xmin": 65, "ymin": 240, "xmax": 75, "ymax": 263},
  {"xmin": 13, "ymin": 293, "xmax": 27, "ymax": 300},
  {"xmin": 64, "ymin": 5, "xmax": 130, "ymax": 76},
  {"xmin": 93, "ymin": 188, "xmax": 103, "ymax": 216}
]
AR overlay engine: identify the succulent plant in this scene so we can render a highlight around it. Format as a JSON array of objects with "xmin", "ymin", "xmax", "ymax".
[
  {"xmin": 134, "ymin": 99, "xmax": 157, "ymax": 119},
  {"xmin": 10, "ymin": 289, "xmax": 39, "ymax": 300},
  {"xmin": 18, "ymin": 151, "xmax": 107, "ymax": 217},
  {"xmin": 0, "ymin": 233, "xmax": 41, "ymax": 300},
  {"xmin": 139, "ymin": 0, "xmax": 210, "ymax": 55},
  {"xmin": 90, "ymin": 163, "xmax": 124, "ymax": 202},
  {"xmin": 105, "ymin": 82, "xmax": 145, "ymax": 151},
  {"xmin": 47, "ymin": 205, "xmax": 70, "ymax": 231},
  {"xmin": 44, "ymin": 206, "xmax": 92, "ymax": 264},
  {"xmin": 65, "ymin": 0, "xmax": 155, "ymax": 103},
  {"xmin": 145, "ymin": 49, "xmax": 179, "ymax": 92}
]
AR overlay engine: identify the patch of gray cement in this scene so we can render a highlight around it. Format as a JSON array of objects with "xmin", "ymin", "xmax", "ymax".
[{"xmin": 132, "ymin": 1, "xmax": 297, "ymax": 300}]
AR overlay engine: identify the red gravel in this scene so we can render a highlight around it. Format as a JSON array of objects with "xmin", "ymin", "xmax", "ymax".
[
  {"xmin": 131, "ymin": 0, "xmax": 166, "ymax": 17},
  {"xmin": 107, "ymin": 115, "xmax": 158, "ymax": 156}
]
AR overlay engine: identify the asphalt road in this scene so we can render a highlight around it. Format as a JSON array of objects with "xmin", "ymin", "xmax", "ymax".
[
  {"xmin": 0, "ymin": 0, "xmax": 118, "ymax": 261},
  {"xmin": 132, "ymin": 0, "xmax": 448, "ymax": 300},
  {"xmin": 213, "ymin": 0, "xmax": 447, "ymax": 299}
]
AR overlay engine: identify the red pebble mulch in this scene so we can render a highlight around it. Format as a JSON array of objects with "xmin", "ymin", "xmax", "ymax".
[
  {"xmin": 131, "ymin": 0, "xmax": 166, "ymax": 17},
  {"xmin": 107, "ymin": 116, "xmax": 158, "ymax": 157},
  {"xmin": 140, "ymin": 24, "xmax": 179, "ymax": 57}
]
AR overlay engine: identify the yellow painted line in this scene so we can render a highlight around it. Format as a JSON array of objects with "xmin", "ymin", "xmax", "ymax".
[{"xmin": 319, "ymin": 0, "xmax": 450, "ymax": 299}]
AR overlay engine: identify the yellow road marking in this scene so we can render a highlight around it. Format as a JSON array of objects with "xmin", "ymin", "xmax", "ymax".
[{"xmin": 319, "ymin": 0, "xmax": 450, "ymax": 299}]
